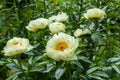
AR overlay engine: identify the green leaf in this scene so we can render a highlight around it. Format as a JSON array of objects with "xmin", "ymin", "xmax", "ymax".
[
  {"xmin": 43, "ymin": 64, "xmax": 54, "ymax": 73},
  {"xmin": 25, "ymin": 51, "xmax": 34, "ymax": 55},
  {"xmin": 0, "ymin": 60, "xmax": 7, "ymax": 65},
  {"xmin": 55, "ymin": 68, "xmax": 66, "ymax": 80},
  {"xmin": 33, "ymin": 43, "xmax": 40, "ymax": 48},
  {"xmin": 102, "ymin": 66, "xmax": 112, "ymax": 76},
  {"xmin": 71, "ymin": 61, "xmax": 84, "ymax": 70},
  {"xmin": 92, "ymin": 71, "xmax": 109, "ymax": 78},
  {"xmin": 112, "ymin": 65, "xmax": 120, "ymax": 74},
  {"xmin": 6, "ymin": 71, "xmax": 22, "ymax": 80},
  {"xmin": 34, "ymin": 56, "xmax": 42, "ymax": 62},
  {"xmin": 30, "ymin": 66, "xmax": 45, "ymax": 72},
  {"xmin": 91, "ymin": 33, "xmax": 102, "ymax": 45},
  {"xmin": 28, "ymin": 56, "xmax": 33, "ymax": 65},
  {"xmin": 86, "ymin": 67, "xmax": 99, "ymax": 74},
  {"xmin": 108, "ymin": 57, "xmax": 120, "ymax": 63},
  {"xmin": 115, "ymin": 61, "xmax": 120, "ymax": 65},
  {"xmin": 88, "ymin": 75, "xmax": 104, "ymax": 80},
  {"xmin": 78, "ymin": 56, "xmax": 92, "ymax": 63},
  {"xmin": 6, "ymin": 63, "xmax": 20, "ymax": 71}
]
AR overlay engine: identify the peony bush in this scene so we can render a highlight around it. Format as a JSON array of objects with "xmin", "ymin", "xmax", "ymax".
[{"xmin": 0, "ymin": 0, "xmax": 120, "ymax": 80}]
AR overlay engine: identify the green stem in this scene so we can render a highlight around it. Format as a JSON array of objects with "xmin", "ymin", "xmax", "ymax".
[
  {"xmin": 14, "ymin": 0, "xmax": 20, "ymax": 24},
  {"xmin": 17, "ymin": 55, "xmax": 23, "ymax": 71},
  {"xmin": 96, "ymin": 0, "xmax": 99, "ymax": 8},
  {"xmin": 65, "ymin": 62, "xmax": 71, "ymax": 80},
  {"xmin": 95, "ymin": 19, "xmax": 99, "ymax": 32},
  {"xmin": 78, "ymin": 0, "xmax": 83, "ymax": 21},
  {"xmin": 105, "ymin": 15, "xmax": 112, "ymax": 58}
]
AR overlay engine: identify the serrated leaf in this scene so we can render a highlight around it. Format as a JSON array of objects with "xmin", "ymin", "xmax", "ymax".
[
  {"xmin": 87, "ymin": 67, "xmax": 99, "ymax": 74},
  {"xmin": 55, "ymin": 68, "xmax": 66, "ymax": 80}
]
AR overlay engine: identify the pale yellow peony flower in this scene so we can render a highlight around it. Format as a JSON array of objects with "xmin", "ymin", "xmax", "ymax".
[
  {"xmin": 26, "ymin": 18, "xmax": 49, "ymax": 32},
  {"xmin": 48, "ymin": 12, "xmax": 68, "ymax": 22},
  {"xmin": 74, "ymin": 29, "xmax": 83, "ymax": 37},
  {"xmin": 48, "ymin": 15, "xmax": 57, "ymax": 23},
  {"xmin": 74, "ymin": 28, "xmax": 91, "ymax": 37},
  {"xmin": 46, "ymin": 32, "xmax": 79, "ymax": 61},
  {"xmin": 84, "ymin": 8, "xmax": 105, "ymax": 19},
  {"xmin": 49, "ymin": 22, "xmax": 65, "ymax": 34},
  {"xmin": 3, "ymin": 37, "xmax": 33, "ymax": 56},
  {"xmin": 56, "ymin": 12, "xmax": 68, "ymax": 22}
]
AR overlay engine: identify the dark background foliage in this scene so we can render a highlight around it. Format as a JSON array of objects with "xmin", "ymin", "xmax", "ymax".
[{"xmin": 0, "ymin": 0, "xmax": 120, "ymax": 80}]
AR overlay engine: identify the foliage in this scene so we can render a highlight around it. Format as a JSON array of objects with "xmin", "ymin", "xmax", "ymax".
[{"xmin": 0, "ymin": 0, "xmax": 120, "ymax": 80}]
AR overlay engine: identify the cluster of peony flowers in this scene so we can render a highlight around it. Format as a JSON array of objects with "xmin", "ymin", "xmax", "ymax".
[
  {"xmin": 48, "ymin": 12, "xmax": 68, "ymax": 22},
  {"xmin": 2, "ymin": 37, "xmax": 33, "ymax": 56},
  {"xmin": 48, "ymin": 12, "xmax": 68, "ymax": 34},
  {"xmin": 84, "ymin": 8, "xmax": 105, "ymax": 19},
  {"xmin": 2, "ymin": 8, "xmax": 105, "ymax": 61},
  {"xmin": 26, "ymin": 12, "xmax": 68, "ymax": 34}
]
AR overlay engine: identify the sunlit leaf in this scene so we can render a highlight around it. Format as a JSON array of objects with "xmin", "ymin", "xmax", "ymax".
[
  {"xmin": 86, "ymin": 67, "xmax": 99, "ymax": 74},
  {"xmin": 55, "ymin": 68, "xmax": 66, "ymax": 80},
  {"xmin": 112, "ymin": 65, "xmax": 120, "ymax": 75}
]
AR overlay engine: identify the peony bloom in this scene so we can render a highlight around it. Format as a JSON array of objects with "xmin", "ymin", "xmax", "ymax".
[
  {"xmin": 3, "ymin": 37, "xmax": 33, "ymax": 56},
  {"xmin": 74, "ymin": 28, "xmax": 91, "ymax": 37},
  {"xmin": 26, "ymin": 18, "xmax": 49, "ymax": 32},
  {"xmin": 48, "ymin": 12, "xmax": 68, "ymax": 22},
  {"xmin": 74, "ymin": 29, "xmax": 83, "ymax": 37},
  {"xmin": 84, "ymin": 8, "xmax": 105, "ymax": 19},
  {"xmin": 46, "ymin": 32, "xmax": 79, "ymax": 61},
  {"xmin": 49, "ymin": 22, "xmax": 65, "ymax": 34},
  {"xmin": 56, "ymin": 12, "xmax": 69, "ymax": 22},
  {"xmin": 48, "ymin": 15, "xmax": 57, "ymax": 23}
]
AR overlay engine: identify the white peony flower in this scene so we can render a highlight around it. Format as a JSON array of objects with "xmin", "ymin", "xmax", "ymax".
[
  {"xmin": 56, "ymin": 12, "xmax": 69, "ymax": 22},
  {"xmin": 74, "ymin": 29, "xmax": 83, "ymax": 37},
  {"xmin": 46, "ymin": 32, "xmax": 79, "ymax": 61},
  {"xmin": 84, "ymin": 8, "xmax": 105, "ymax": 19},
  {"xmin": 48, "ymin": 15, "xmax": 57, "ymax": 23},
  {"xmin": 74, "ymin": 28, "xmax": 91, "ymax": 37},
  {"xmin": 49, "ymin": 22, "xmax": 65, "ymax": 34},
  {"xmin": 26, "ymin": 18, "xmax": 49, "ymax": 32},
  {"xmin": 3, "ymin": 37, "xmax": 33, "ymax": 56},
  {"xmin": 48, "ymin": 12, "xmax": 68, "ymax": 22}
]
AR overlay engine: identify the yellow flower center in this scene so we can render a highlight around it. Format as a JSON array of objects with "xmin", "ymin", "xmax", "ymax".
[
  {"xmin": 13, "ymin": 41, "xmax": 22, "ymax": 46},
  {"xmin": 55, "ymin": 42, "xmax": 68, "ymax": 51}
]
